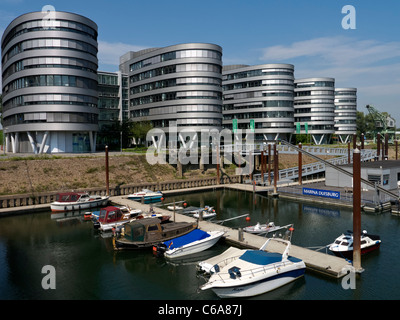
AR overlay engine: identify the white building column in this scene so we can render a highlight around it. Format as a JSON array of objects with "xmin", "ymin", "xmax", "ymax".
[
  {"xmin": 27, "ymin": 131, "xmax": 38, "ymax": 154},
  {"xmin": 38, "ymin": 131, "xmax": 49, "ymax": 154}
]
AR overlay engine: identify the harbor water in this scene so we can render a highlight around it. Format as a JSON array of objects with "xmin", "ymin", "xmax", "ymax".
[{"xmin": 1, "ymin": 188, "xmax": 399, "ymax": 300}]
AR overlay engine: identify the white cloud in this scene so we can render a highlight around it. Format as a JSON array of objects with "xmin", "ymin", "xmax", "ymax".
[
  {"xmin": 97, "ymin": 40, "xmax": 148, "ymax": 70},
  {"xmin": 260, "ymin": 36, "xmax": 400, "ymax": 121}
]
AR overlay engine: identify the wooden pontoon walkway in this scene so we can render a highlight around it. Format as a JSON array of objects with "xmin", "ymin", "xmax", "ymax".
[{"xmin": 110, "ymin": 195, "xmax": 352, "ymax": 279}]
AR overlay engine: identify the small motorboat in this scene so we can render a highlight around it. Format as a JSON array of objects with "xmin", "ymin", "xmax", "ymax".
[
  {"xmin": 155, "ymin": 229, "xmax": 225, "ymax": 259},
  {"xmin": 51, "ymin": 192, "xmax": 109, "ymax": 212},
  {"xmin": 127, "ymin": 189, "xmax": 163, "ymax": 203},
  {"xmin": 113, "ymin": 218, "xmax": 197, "ymax": 250},
  {"xmin": 243, "ymin": 222, "xmax": 288, "ymax": 234},
  {"xmin": 328, "ymin": 230, "xmax": 381, "ymax": 259},
  {"xmin": 193, "ymin": 206, "xmax": 216, "ymax": 219},
  {"xmin": 199, "ymin": 238, "xmax": 306, "ymax": 298},
  {"xmin": 167, "ymin": 205, "xmax": 183, "ymax": 211},
  {"xmin": 93, "ymin": 206, "xmax": 140, "ymax": 232}
]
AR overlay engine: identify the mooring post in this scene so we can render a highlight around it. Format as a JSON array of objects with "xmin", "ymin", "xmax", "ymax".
[
  {"xmin": 353, "ymin": 133, "xmax": 357, "ymax": 150},
  {"xmin": 298, "ymin": 143, "xmax": 302, "ymax": 185},
  {"xmin": 396, "ymin": 140, "xmax": 398, "ymax": 160},
  {"xmin": 385, "ymin": 133, "xmax": 389, "ymax": 160},
  {"xmin": 348, "ymin": 142, "xmax": 351, "ymax": 164},
  {"xmin": 105, "ymin": 145, "xmax": 110, "ymax": 196},
  {"xmin": 273, "ymin": 144, "xmax": 279, "ymax": 196},
  {"xmin": 268, "ymin": 144, "xmax": 271, "ymax": 185},
  {"xmin": 216, "ymin": 144, "xmax": 220, "ymax": 184},
  {"xmin": 377, "ymin": 133, "xmax": 381, "ymax": 161},
  {"xmin": 353, "ymin": 148, "xmax": 363, "ymax": 273},
  {"xmin": 361, "ymin": 133, "xmax": 364, "ymax": 150},
  {"xmin": 261, "ymin": 150, "xmax": 264, "ymax": 184}
]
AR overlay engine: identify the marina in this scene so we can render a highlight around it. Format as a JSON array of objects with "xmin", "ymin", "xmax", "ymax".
[{"xmin": 0, "ymin": 185, "xmax": 399, "ymax": 300}]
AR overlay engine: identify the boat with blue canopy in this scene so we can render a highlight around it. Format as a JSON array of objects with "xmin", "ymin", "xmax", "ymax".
[
  {"xmin": 155, "ymin": 229, "xmax": 225, "ymax": 259},
  {"xmin": 199, "ymin": 238, "xmax": 306, "ymax": 298}
]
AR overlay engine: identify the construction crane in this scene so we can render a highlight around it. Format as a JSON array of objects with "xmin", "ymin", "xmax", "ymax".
[{"xmin": 366, "ymin": 104, "xmax": 396, "ymax": 142}]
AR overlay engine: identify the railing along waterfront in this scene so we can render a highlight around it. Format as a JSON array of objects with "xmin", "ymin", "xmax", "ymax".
[{"xmin": 0, "ymin": 175, "xmax": 241, "ymax": 209}]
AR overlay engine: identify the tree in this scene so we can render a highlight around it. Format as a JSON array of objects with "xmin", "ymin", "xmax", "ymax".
[{"xmin": 130, "ymin": 120, "xmax": 153, "ymax": 146}]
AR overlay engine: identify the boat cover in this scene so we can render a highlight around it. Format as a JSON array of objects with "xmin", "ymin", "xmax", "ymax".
[
  {"xmin": 163, "ymin": 229, "xmax": 210, "ymax": 249},
  {"xmin": 239, "ymin": 251, "xmax": 283, "ymax": 265}
]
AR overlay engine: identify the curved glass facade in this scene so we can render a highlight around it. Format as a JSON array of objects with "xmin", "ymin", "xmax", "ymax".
[
  {"xmin": 120, "ymin": 43, "xmax": 223, "ymax": 143},
  {"xmin": 294, "ymin": 78, "xmax": 335, "ymax": 145},
  {"xmin": 222, "ymin": 64, "xmax": 295, "ymax": 142},
  {"xmin": 1, "ymin": 11, "xmax": 98, "ymax": 153},
  {"xmin": 334, "ymin": 88, "xmax": 357, "ymax": 143}
]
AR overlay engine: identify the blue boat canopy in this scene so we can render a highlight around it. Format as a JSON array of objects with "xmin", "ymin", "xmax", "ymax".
[
  {"xmin": 239, "ymin": 251, "xmax": 282, "ymax": 265},
  {"xmin": 163, "ymin": 229, "xmax": 210, "ymax": 250}
]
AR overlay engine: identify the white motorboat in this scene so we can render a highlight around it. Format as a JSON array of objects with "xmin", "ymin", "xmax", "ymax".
[
  {"xmin": 167, "ymin": 205, "xmax": 184, "ymax": 211},
  {"xmin": 193, "ymin": 206, "xmax": 216, "ymax": 219},
  {"xmin": 51, "ymin": 192, "xmax": 109, "ymax": 212},
  {"xmin": 155, "ymin": 229, "xmax": 225, "ymax": 259},
  {"xmin": 127, "ymin": 189, "xmax": 163, "ymax": 203},
  {"xmin": 328, "ymin": 230, "xmax": 381, "ymax": 259},
  {"xmin": 199, "ymin": 238, "xmax": 306, "ymax": 298},
  {"xmin": 243, "ymin": 222, "xmax": 287, "ymax": 234}
]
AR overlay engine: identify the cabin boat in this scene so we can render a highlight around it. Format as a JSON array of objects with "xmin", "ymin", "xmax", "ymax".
[
  {"xmin": 113, "ymin": 218, "xmax": 197, "ymax": 250},
  {"xmin": 197, "ymin": 246, "xmax": 247, "ymax": 274},
  {"xmin": 328, "ymin": 230, "xmax": 381, "ymax": 259},
  {"xmin": 51, "ymin": 192, "xmax": 109, "ymax": 212},
  {"xmin": 155, "ymin": 229, "xmax": 225, "ymax": 259},
  {"xmin": 199, "ymin": 238, "xmax": 306, "ymax": 298},
  {"xmin": 93, "ymin": 206, "xmax": 141, "ymax": 231},
  {"xmin": 127, "ymin": 189, "xmax": 163, "ymax": 203}
]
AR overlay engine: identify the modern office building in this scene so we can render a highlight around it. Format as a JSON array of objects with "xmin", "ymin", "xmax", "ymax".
[
  {"xmin": 120, "ymin": 43, "xmax": 223, "ymax": 145},
  {"xmin": 97, "ymin": 70, "xmax": 128, "ymax": 149},
  {"xmin": 334, "ymin": 87, "xmax": 357, "ymax": 143},
  {"xmin": 222, "ymin": 64, "xmax": 295, "ymax": 142},
  {"xmin": 1, "ymin": 11, "xmax": 99, "ymax": 153},
  {"xmin": 294, "ymin": 78, "xmax": 335, "ymax": 145}
]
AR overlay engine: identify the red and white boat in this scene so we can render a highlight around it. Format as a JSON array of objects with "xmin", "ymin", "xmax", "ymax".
[
  {"xmin": 50, "ymin": 192, "xmax": 109, "ymax": 212},
  {"xmin": 328, "ymin": 230, "xmax": 381, "ymax": 259}
]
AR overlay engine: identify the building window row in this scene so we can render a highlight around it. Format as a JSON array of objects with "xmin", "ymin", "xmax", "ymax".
[
  {"xmin": 3, "ymin": 93, "xmax": 97, "ymax": 112},
  {"xmin": 224, "ymin": 110, "xmax": 294, "ymax": 120},
  {"xmin": 5, "ymin": 74, "xmax": 97, "ymax": 94},
  {"xmin": 130, "ymin": 91, "xmax": 222, "ymax": 106},
  {"xmin": 2, "ymin": 19, "xmax": 97, "ymax": 50},
  {"xmin": 295, "ymin": 81, "xmax": 334, "ymax": 88},
  {"xmin": 223, "ymin": 69, "xmax": 293, "ymax": 81},
  {"xmin": 129, "ymin": 49, "xmax": 222, "ymax": 71},
  {"xmin": 3, "ymin": 112, "xmax": 98, "ymax": 126},
  {"xmin": 130, "ymin": 77, "xmax": 221, "ymax": 94},
  {"xmin": 3, "ymin": 38, "xmax": 97, "ymax": 64},
  {"xmin": 3, "ymin": 57, "xmax": 97, "ymax": 80}
]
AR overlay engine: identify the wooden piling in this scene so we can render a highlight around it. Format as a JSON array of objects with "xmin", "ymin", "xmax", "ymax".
[
  {"xmin": 298, "ymin": 143, "xmax": 302, "ymax": 185},
  {"xmin": 105, "ymin": 145, "xmax": 110, "ymax": 196},
  {"xmin": 377, "ymin": 133, "xmax": 381, "ymax": 160},
  {"xmin": 268, "ymin": 144, "xmax": 271, "ymax": 185}
]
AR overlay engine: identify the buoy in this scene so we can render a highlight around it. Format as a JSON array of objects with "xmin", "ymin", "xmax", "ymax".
[
  {"xmin": 289, "ymin": 227, "xmax": 294, "ymax": 232},
  {"xmin": 183, "ymin": 202, "xmax": 187, "ymax": 207},
  {"xmin": 161, "ymin": 197, "xmax": 164, "ymax": 201},
  {"xmin": 245, "ymin": 216, "xmax": 251, "ymax": 222}
]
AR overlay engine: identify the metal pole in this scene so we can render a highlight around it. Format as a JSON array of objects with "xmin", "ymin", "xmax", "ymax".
[
  {"xmin": 105, "ymin": 145, "xmax": 110, "ymax": 196},
  {"xmin": 273, "ymin": 144, "xmax": 278, "ymax": 194},
  {"xmin": 396, "ymin": 140, "xmax": 398, "ymax": 160},
  {"xmin": 361, "ymin": 133, "xmax": 364, "ymax": 150},
  {"xmin": 298, "ymin": 143, "xmax": 302, "ymax": 185},
  {"xmin": 216, "ymin": 144, "xmax": 220, "ymax": 184},
  {"xmin": 268, "ymin": 144, "xmax": 271, "ymax": 185},
  {"xmin": 353, "ymin": 148, "xmax": 363, "ymax": 273}
]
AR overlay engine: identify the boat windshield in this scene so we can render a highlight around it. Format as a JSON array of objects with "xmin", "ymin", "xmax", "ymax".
[{"xmin": 99, "ymin": 209, "xmax": 107, "ymax": 220}]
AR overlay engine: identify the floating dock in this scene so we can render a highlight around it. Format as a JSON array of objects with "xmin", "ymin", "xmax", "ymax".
[{"xmin": 110, "ymin": 195, "xmax": 352, "ymax": 279}]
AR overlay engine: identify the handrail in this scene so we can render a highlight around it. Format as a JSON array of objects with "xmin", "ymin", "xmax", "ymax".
[{"xmin": 280, "ymin": 140, "xmax": 400, "ymax": 200}]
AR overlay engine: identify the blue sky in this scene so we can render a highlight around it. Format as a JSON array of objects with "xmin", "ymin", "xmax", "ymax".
[{"xmin": 1, "ymin": 0, "xmax": 400, "ymax": 123}]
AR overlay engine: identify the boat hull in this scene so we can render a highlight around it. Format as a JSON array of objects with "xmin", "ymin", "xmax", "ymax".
[
  {"xmin": 164, "ymin": 231, "xmax": 224, "ymax": 259},
  {"xmin": 210, "ymin": 268, "xmax": 305, "ymax": 298},
  {"xmin": 51, "ymin": 197, "xmax": 109, "ymax": 212},
  {"xmin": 331, "ymin": 242, "xmax": 381, "ymax": 259}
]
